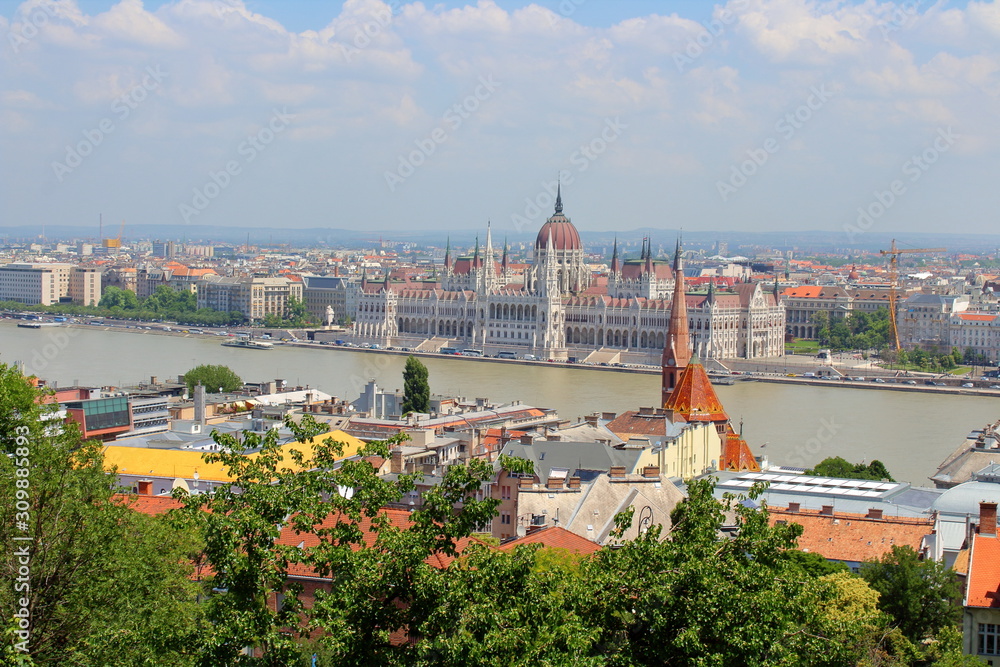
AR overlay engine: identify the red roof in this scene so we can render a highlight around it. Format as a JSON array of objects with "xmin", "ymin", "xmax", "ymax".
[
  {"xmin": 498, "ymin": 526, "xmax": 601, "ymax": 555},
  {"xmin": 113, "ymin": 493, "xmax": 185, "ymax": 516},
  {"xmin": 958, "ymin": 313, "xmax": 996, "ymax": 322},
  {"xmin": 535, "ymin": 217, "xmax": 582, "ymax": 251},
  {"xmin": 770, "ymin": 509, "xmax": 932, "ymax": 563},
  {"xmin": 663, "ymin": 359, "xmax": 729, "ymax": 422},
  {"xmin": 967, "ymin": 533, "xmax": 1000, "ymax": 608},
  {"xmin": 277, "ymin": 509, "xmax": 475, "ymax": 578},
  {"xmin": 721, "ymin": 424, "xmax": 760, "ymax": 472}
]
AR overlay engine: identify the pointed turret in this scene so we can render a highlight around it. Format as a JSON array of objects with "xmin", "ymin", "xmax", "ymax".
[
  {"xmin": 610, "ymin": 237, "xmax": 620, "ymax": 275},
  {"xmin": 361, "ymin": 267, "xmax": 368, "ymax": 291},
  {"xmin": 485, "ymin": 221, "xmax": 495, "ymax": 276},
  {"xmin": 707, "ymin": 279, "xmax": 716, "ymax": 304},
  {"xmin": 662, "ymin": 237, "xmax": 692, "ymax": 405},
  {"xmin": 501, "ymin": 237, "xmax": 509, "ymax": 274},
  {"xmin": 644, "ymin": 237, "xmax": 654, "ymax": 274},
  {"xmin": 473, "ymin": 236, "xmax": 480, "ymax": 268},
  {"xmin": 554, "ymin": 180, "xmax": 563, "ymax": 215},
  {"xmin": 443, "ymin": 237, "xmax": 452, "ymax": 271}
]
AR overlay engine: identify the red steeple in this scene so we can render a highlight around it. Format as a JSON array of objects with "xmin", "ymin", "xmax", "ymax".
[{"xmin": 662, "ymin": 238, "xmax": 691, "ymax": 405}]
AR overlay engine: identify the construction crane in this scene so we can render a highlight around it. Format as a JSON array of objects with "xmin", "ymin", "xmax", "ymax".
[{"xmin": 879, "ymin": 239, "xmax": 946, "ymax": 350}]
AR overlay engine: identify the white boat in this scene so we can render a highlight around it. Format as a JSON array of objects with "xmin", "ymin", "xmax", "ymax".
[{"xmin": 221, "ymin": 338, "xmax": 274, "ymax": 350}]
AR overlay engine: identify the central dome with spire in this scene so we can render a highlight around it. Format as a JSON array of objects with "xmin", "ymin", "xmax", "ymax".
[{"xmin": 534, "ymin": 183, "xmax": 583, "ymax": 251}]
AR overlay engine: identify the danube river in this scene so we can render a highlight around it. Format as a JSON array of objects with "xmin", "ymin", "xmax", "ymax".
[{"xmin": 3, "ymin": 322, "xmax": 997, "ymax": 486}]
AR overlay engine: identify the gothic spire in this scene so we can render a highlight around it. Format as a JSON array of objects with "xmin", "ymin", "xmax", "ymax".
[
  {"xmin": 610, "ymin": 236, "xmax": 620, "ymax": 274},
  {"xmin": 662, "ymin": 236, "xmax": 691, "ymax": 406},
  {"xmin": 554, "ymin": 180, "xmax": 563, "ymax": 215},
  {"xmin": 444, "ymin": 236, "xmax": 452, "ymax": 270}
]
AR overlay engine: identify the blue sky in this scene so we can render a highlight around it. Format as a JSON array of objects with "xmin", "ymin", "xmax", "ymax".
[{"xmin": 0, "ymin": 0, "xmax": 997, "ymax": 242}]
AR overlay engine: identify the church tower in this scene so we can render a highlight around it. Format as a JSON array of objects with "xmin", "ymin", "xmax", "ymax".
[{"xmin": 662, "ymin": 238, "xmax": 692, "ymax": 406}]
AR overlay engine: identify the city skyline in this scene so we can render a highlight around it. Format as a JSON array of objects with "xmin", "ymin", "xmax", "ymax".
[{"xmin": 1, "ymin": 0, "xmax": 997, "ymax": 238}]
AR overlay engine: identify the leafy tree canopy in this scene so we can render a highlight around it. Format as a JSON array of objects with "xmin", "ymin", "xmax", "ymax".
[
  {"xmin": 183, "ymin": 364, "xmax": 243, "ymax": 394},
  {"xmin": 807, "ymin": 456, "xmax": 896, "ymax": 482}
]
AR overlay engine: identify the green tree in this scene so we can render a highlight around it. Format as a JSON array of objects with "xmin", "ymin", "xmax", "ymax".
[
  {"xmin": 0, "ymin": 363, "xmax": 202, "ymax": 664},
  {"xmin": 98, "ymin": 285, "xmax": 139, "ymax": 310},
  {"xmin": 183, "ymin": 364, "xmax": 243, "ymax": 394},
  {"xmin": 809, "ymin": 456, "xmax": 896, "ymax": 481},
  {"xmin": 176, "ymin": 417, "xmax": 532, "ymax": 665},
  {"xmin": 401, "ymin": 355, "xmax": 430, "ymax": 414},
  {"xmin": 860, "ymin": 545, "xmax": 962, "ymax": 642},
  {"xmin": 285, "ymin": 296, "xmax": 311, "ymax": 327}
]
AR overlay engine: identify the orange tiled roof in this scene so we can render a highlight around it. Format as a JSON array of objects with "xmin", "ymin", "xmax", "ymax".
[
  {"xmin": 498, "ymin": 526, "xmax": 601, "ymax": 555},
  {"xmin": 967, "ymin": 533, "xmax": 1000, "ymax": 608},
  {"xmin": 663, "ymin": 358, "xmax": 729, "ymax": 422},
  {"xmin": 721, "ymin": 424, "xmax": 759, "ymax": 472},
  {"xmin": 769, "ymin": 509, "xmax": 932, "ymax": 563},
  {"xmin": 606, "ymin": 410, "xmax": 674, "ymax": 437},
  {"xmin": 114, "ymin": 494, "xmax": 185, "ymax": 516},
  {"xmin": 957, "ymin": 313, "xmax": 996, "ymax": 322},
  {"xmin": 277, "ymin": 509, "xmax": 475, "ymax": 578}
]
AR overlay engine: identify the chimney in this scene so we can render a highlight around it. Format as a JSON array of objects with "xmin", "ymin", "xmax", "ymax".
[
  {"xmin": 518, "ymin": 477, "xmax": 533, "ymax": 490},
  {"xmin": 602, "ymin": 412, "xmax": 617, "ymax": 421},
  {"xmin": 546, "ymin": 477, "xmax": 563, "ymax": 490},
  {"xmin": 568, "ymin": 476, "xmax": 581, "ymax": 489},
  {"xmin": 194, "ymin": 384, "xmax": 206, "ymax": 425},
  {"xmin": 643, "ymin": 465, "xmax": 660, "ymax": 478},
  {"xmin": 390, "ymin": 449, "xmax": 404, "ymax": 474},
  {"xmin": 520, "ymin": 434, "xmax": 533, "ymax": 444},
  {"xmin": 609, "ymin": 466, "xmax": 626, "ymax": 479},
  {"xmin": 787, "ymin": 502, "xmax": 800, "ymax": 513},
  {"xmin": 866, "ymin": 508, "xmax": 884, "ymax": 520},
  {"xmin": 150, "ymin": 376, "xmax": 158, "ymax": 385},
  {"xmin": 820, "ymin": 505, "xmax": 834, "ymax": 516},
  {"xmin": 584, "ymin": 414, "xmax": 599, "ymax": 426},
  {"xmin": 638, "ymin": 406, "xmax": 654, "ymax": 416},
  {"xmin": 981, "ymin": 501, "xmax": 998, "ymax": 537},
  {"xmin": 137, "ymin": 479, "xmax": 153, "ymax": 496}
]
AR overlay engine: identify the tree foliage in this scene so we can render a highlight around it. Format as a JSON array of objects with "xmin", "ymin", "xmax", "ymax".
[
  {"xmin": 860, "ymin": 545, "xmax": 962, "ymax": 642},
  {"xmin": 807, "ymin": 456, "xmax": 896, "ymax": 482},
  {"xmin": 184, "ymin": 364, "xmax": 244, "ymax": 394},
  {"xmin": 401, "ymin": 355, "xmax": 430, "ymax": 415},
  {"xmin": 1, "ymin": 366, "xmax": 974, "ymax": 665},
  {"xmin": 0, "ymin": 363, "xmax": 202, "ymax": 664}
]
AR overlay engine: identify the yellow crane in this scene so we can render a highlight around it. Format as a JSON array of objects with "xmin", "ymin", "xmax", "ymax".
[{"xmin": 879, "ymin": 239, "xmax": 946, "ymax": 350}]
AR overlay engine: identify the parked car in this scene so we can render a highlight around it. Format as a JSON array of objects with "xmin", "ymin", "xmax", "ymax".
[{"xmin": 963, "ymin": 382, "xmax": 975, "ymax": 388}]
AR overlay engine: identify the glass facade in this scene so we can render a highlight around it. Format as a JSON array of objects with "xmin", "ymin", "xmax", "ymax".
[{"xmin": 66, "ymin": 397, "xmax": 131, "ymax": 432}]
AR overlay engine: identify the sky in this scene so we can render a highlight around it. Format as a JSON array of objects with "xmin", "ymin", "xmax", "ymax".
[{"xmin": 0, "ymin": 0, "xmax": 998, "ymax": 243}]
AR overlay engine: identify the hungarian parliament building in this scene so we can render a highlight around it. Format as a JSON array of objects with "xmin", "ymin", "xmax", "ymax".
[{"xmin": 351, "ymin": 191, "xmax": 785, "ymax": 361}]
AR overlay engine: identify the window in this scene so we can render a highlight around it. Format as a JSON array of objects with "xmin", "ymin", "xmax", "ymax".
[
  {"xmin": 980, "ymin": 624, "xmax": 1000, "ymax": 655},
  {"xmin": 501, "ymin": 485, "xmax": 511, "ymax": 500},
  {"xmin": 500, "ymin": 511, "xmax": 511, "ymax": 525}
]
